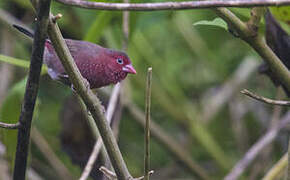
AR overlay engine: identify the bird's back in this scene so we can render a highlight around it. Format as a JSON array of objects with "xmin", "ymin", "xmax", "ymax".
[{"xmin": 44, "ymin": 39, "xmax": 104, "ymax": 82}]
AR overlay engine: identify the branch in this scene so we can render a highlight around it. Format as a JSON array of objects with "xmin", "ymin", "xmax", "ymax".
[
  {"xmin": 46, "ymin": 15, "xmax": 132, "ymax": 180},
  {"xmin": 214, "ymin": 8, "xmax": 290, "ymax": 92},
  {"xmin": 241, "ymin": 89, "xmax": 290, "ymax": 106},
  {"xmin": 13, "ymin": 1, "xmax": 51, "ymax": 179},
  {"xmin": 224, "ymin": 112, "xmax": 290, "ymax": 180},
  {"xmin": 56, "ymin": 0, "xmax": 290, "ymax": 11},
  {"xmin": 0, "ymin": 122, "xmax": 20, "ymax": 129}
]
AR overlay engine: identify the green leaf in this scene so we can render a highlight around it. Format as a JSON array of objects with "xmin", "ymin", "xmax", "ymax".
[
  {"xmin": 0, "ymin": 54, "xmax": 48, "ymax": 75},
  {"xmin": 193, "ymin": 18, "xmax": 228, "ymax": 30}
]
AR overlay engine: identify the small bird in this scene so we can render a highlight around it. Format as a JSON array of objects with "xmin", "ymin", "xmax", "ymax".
[{"xmin": 13, "ymin": 25, "xmax": 136, "ymax": 89}]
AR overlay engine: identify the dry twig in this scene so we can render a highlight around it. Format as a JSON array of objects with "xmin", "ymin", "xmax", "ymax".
[{"xmin": 241, "ymin": 89, "xmax": 290, "ymax": 106}]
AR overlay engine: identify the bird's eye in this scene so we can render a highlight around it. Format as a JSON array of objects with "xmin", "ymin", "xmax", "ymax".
[{"xmin": 116, "ymin": 58, "xmax": 123, "ymax": 64}]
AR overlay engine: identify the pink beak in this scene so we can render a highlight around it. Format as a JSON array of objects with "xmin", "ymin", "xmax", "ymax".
[{"xmin": 122, "ymin": 64, "xmax": 137, "ymax": 74}]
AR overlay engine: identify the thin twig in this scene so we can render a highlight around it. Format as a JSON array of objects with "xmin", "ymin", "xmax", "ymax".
[
  {"xmin": 13, "ymin": 1, "xmax": 51, "ymax": 179},
  {"xmin": 224, "ymin": 112, "xmax": 290, "ymax": 180},
  {"xmin": 144, "ymin": 67, "xmax": 152, "ymax": 180},
  {"xmin": 241, "ymin": 89, "xmax": 290, "ymax": 106},
  {"xmin": 99, "ymin": 166, "xmax": 117, "ymax": 180},
  {"xmin": 262, "ymin": 153, "xmax": 287, "ymax": 180},
  {"xmin": 56, "ymin": 0, "xmax": 290, "ymax": 11},
  {"xmin": 0, "ymin": 122, "xmax": 20, "ymax": 129}
]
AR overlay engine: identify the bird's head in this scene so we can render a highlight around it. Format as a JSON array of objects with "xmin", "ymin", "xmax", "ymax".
[{"xmin": 105, "ymin": 49, "xmax": 136, "ymax": 84}]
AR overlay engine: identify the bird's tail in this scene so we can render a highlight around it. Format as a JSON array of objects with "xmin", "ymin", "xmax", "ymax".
[{"xmin": 13, "ymin": 24, "xmax": 34, "ymax": 38}]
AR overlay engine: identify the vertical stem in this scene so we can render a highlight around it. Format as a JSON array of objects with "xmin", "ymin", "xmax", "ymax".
[
  {"xmin": 144, "ymin": 67, "xmax": 152, "ymax": 180},
  {"xmin": 13, "ymin": 1, "xmax": 51, "ymax": 180}
]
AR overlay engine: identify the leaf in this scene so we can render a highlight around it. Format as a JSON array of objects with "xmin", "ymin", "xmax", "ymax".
[
  {"xmin": 193, "ymin": 18, "xmax": 228, "ymax": 30},
  {"xmin": 270, "ymin": 6, "xmax": 290, "ymax": 25}
]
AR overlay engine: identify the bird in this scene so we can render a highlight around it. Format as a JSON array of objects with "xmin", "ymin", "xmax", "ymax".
[
  {"xmin": 13, "ymin": 25, "xmax": 136, "ymax": 89},
  {"xmin": 258, "ymin": 11, "xmax": 290, "ymax": 96}
]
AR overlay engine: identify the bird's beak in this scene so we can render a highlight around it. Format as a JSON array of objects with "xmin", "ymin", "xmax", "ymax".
[{"xmin": 122, "ymin": 64, "xmax": 137, "ymax": 74}]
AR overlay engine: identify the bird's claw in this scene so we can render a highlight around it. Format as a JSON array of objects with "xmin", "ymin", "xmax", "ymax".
[
  {"xmin": 71, "ymin": 84, "xmax": 76, "ymax": 93},
  {"xmin": 83, "ymin": 78, "xmax": 91, "ymax": 93},
  {"xmin": 70, "ymin": 78, "xmax": 90, "ymax": 93}
]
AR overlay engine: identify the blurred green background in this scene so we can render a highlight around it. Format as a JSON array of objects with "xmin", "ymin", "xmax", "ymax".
[{"xmin": 0, "ymin": 0, "xmax": 289, "ymax": 179}]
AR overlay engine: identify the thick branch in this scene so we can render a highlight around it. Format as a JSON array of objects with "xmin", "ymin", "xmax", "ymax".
[
  {"xmin": 214, "ymin": 7, "xmax": 290, "ymax": 93},
  {"xmin": 56, "ymin": 0, "xmax": 290, "ymax": 11},
  {"xmin": 13, "ymin": 0, "xmax": 51, "ymax": 179},
  {"xmin": 46, "ymin": 16, "xmax": 132, "ymax": 180}
]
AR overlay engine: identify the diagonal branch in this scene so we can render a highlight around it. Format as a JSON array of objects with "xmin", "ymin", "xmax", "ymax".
[
  {"xmin": 56, "ymin": 0, "xmax": 290, "ymax": 11},
  {"xmin": 46, "ymin": 14, "xmax": 132, "ymax": 180},
  {"xmin": 241, "ymin": 89, "xmax": 290, "ymax": 106},
  {"xmin": 214, "ymin": 7, "xmax": 290, "ymax": 94}
]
